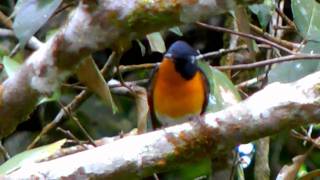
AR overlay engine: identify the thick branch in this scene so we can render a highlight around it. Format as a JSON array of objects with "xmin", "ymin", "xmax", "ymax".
[
  {"xmin": 5, "ymin": 71, "xmax": 320, "ymax": 179},
  {"xmin": 0, "ymin": 0, "xmax": 254, "ymax": 138}
]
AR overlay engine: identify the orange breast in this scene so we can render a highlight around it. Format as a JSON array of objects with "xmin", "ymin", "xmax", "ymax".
[{"xmin": 153, "ymin": 59, "xmax": 206, "ymax": 120}]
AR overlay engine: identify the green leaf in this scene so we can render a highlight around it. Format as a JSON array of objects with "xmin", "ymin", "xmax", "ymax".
[
  {"xmin": 76, "ymin": 56, "xmax": 118, "ymax": 113},
  {"xmin": 136, "ymin": 40, "xmax": 146, "ymax": 56},
  {"xmin": 146, "ymin": 32, "xmax": 166, "ymax": 53},
  {"xmin": 3, "ymin": 56, "xmax": 22, "ymax": 78},
  {"xmin": 298, "ymin": 169, "xmax": 320, "ymax": 180},
  {"xmin": 37, "ymin": 89, "xmax": 61, "ymax": 105},
  {"xmin": 297, "ymin": 164, "xmax": 308, "ymax": 178},
  {"xmin": 0, "ymin": 139, "xmax": 66, "ymax": 175},
  {"xmin": 13, "ymin": 0, "xmax": 62, "ymax": 47},
  {"xmin": 165, "ymin": 159, "xmax": 211, "ymax": 179},
  {"xmin": 291, "ymin": 0, "xmax": 320, "ymax": 40},
  {"xmin": 268, "ymin": 41, "xmax": 320, "ymax": 83},
  {"xmin": 198, "ymin": 61, "xmax": 241, "ymax": 113},
  {"xmin": 249, "ymin": 0, "xmax": 274, "ymax": 29},
  {"xmin": 169, "ymin": 26, "xmax": 183, "ymax": 36}
]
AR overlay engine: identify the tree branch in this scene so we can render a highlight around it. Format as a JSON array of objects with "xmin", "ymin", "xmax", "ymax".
[
  {"xmin": 196, "ymin": 22, "xmax": 296, "ymax": 54},
  {"xmin": 216, "ymin": 54, "xmax": 320, "ymax": 70},
  {"xmin": 0, "ymin": 0, "xmax": 254, "ymax": 138},
  {"xmin": 5, "ymin": 70, "xmax": 320, "ymax": 179}
]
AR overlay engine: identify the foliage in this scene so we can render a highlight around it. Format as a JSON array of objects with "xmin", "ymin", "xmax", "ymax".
[
  {"xmin": 0, "ymin": 0, "xmax": 319, "ymax": 179},
  {"xmin": 12, "ymin": 0, "xmax": 62, "ymax": 47},
  {"xmin": 0, "ymin": 139, "xmax": 66, "ymax": 175}
]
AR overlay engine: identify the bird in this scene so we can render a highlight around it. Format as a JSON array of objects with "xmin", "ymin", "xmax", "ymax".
[{"xmin": 148, "ymin": 41, "xmax": 209, "ymax": 128}]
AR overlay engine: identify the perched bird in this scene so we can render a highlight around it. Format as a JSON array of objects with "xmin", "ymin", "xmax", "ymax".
[{"xmin": 148, "ymin": 41, "xmax": 209, "ymax": 128}]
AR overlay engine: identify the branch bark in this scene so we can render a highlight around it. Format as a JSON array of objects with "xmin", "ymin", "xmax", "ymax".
[
  {"xmin": 0, "ymin": 0, "xmax": 256, "ymax": 138},
  {"xmin": 5, "ymin": 70, "xmax": 320, "ymax": 179}
]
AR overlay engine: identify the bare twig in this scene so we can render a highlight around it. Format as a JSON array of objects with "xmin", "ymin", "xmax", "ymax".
[
  {"xmin": 0, "ymin": 11, "xmax": 12, "ymax": 28},
  {"xmin": 118, "ymin": 63, "xmax": 159, "ymax": 74},
  {"xmin": 273, "ymin": 25, "xmax": 295, "ymax": 31},
  {"xmin": 52, "ymin": 2, "xmax": 76, "ymax": 17},
  {"xmin": 62, "ymin": 79, "xmax": 149, "ymax": 91},
  {"xmin": 58, "ymin": 101, "xmax": 97, "ymax": 147},
  {"xmin": 27, "ymin": 91, "xmax": 90, "ymax": 150},
  {"xmin": 236, "ymin": 75, "xmax": 265, "ymax": 88},
  {"xmin": 216, "ymin": 54, "xmax": 320, "ymax": 70},
  {"xmin": 275, "ymin": 7, "xmax": 297, "ymax": 30},
  {"xmin": 0, "ymin": 141, "xmax": 10, "ymax": 160},
  {"xmin": 27, "ymin": 52, "xmax": 120, "ymax": 149},
  {"xmin": 196, "ymin": 22, "xmax": 295, "ymax": 55},
  {"xmin": 56, "ymin": 127, "xmax": 87, "ymax": 149},
  {"xmin": 196, "ymin": 44, "xmax": 271, "ymax": 60},
  {"xmin": 249, "ymin": 24, "xmax": 299, "ymax": 50},
  {"xmin": 9, "ymin": 44, "xmax": 20, "ymax": 57},
  {"xmin": 291, "ymin": 130, "xmax": 320, "ymax": 149}
]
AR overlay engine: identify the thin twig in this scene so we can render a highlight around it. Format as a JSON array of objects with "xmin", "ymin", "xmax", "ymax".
[
  {"xmin": 291, "ymin": 130, "xmax": 320, "ymax": 149},
  {"xmin": 0, "ymin": 28, "xmax": 14, "ymax": 37},
  {"xmin": 236, "ymin": 75, "xmax": 265, "ymax": 88},
  {"xmin": 273, "ymin": 25, "xmax": 295, "ymax": 31},
  {"xmin": 196, "ymin": 44, "xmax": 271, "ymax": 60},
  {"xmin": 196, "ymin": 22, "xmax": 296, "ymax": 55},
  {"xmin": 52, "ymin": 2, "xmax": 76, "ymax": 17},
  {"xmin": 0, "ymin": 28, "xmax": 43, "ymax": 50},
  {"xmin": 27, "ymin": 52, "xmax": 120, "ymax": 149},
  {"xmin": 61, "ymin": 83, "xmax": 87, "ymax": 90},
  {"xmin": 9, "ymin": 43, "xmax": 20, "ymax": 57},
  {"xmin": 56, "ymin": 127, "xmax": 87, "ymax": 149},
  {"xmin": 116, "ymin": 62, "xmax": 134, "ymax": 94},
  {"xmin": 109, "ymin": 79, "xmax": 149, "ymax": 89},
  {"xmin": 118, "ymin": 63, "xmax": 159, "ymax": 74},
  {"xmin": 0, "ymin": 11, "xmax": 12, "ymax": 29},
  {"xmin": 62, "ymin": 79, "xmax": 149, "ymax": 91},
  {"xmin": 275, "ymin": 7, "xmax": 297, "ymax": 30},
  {"xmin": 216, "ymin": 54, "xmax": 320, "ymax": 70},
  {"xmin": 249, "ymin": 24, "xmax": 299, "ymax": 50},
  {"xmin": 58, "ymin": 101, "xmax": 97, "ymax": 147},
  {"xmin": 0, "ymin": 141, "xmax": 10, "ymax": 160},
  {"xmin": 111, "ymin": 45, "xmax": 272, "ymax": 74}
]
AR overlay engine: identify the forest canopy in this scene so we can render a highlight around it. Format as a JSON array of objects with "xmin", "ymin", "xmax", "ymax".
[{"xmin": 0, "ymin": 0, "xmax": 320, "ymax": 179}]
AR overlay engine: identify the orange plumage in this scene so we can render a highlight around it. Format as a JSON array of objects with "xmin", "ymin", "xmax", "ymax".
[
  {"xmin": 153, "ymin": 58, "xmax": 206, "ymax": 120},
  {"xmin": 148, "ymin": 41, "xmax": 209, "ymax": 128}
]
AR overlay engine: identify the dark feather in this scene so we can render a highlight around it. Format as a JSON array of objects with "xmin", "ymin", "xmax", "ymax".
[
  {"xmin": 199, "ymin": 68, "xmax": 210, "ymax": 115},
  {"xmin": 147, "ymin": 66, "xmax": 162, "ymax": 129}
]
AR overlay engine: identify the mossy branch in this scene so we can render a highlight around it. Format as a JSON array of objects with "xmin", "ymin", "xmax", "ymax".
[
  {"xmin": 0, "ymin": 0, "xmax": 259, "ymax": 138},
  {"xmin": 5, "ymin": 70, "xmax": 320, "ymax": 179}
]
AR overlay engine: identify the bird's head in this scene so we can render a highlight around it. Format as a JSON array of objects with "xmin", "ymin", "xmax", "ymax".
[{"xmin": 164, "ymin": 41, "xmax": 199, "ymax": 80}]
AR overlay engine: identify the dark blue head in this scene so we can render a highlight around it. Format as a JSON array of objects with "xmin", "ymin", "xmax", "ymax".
[{"xmin": 164, "ymin": 41, "xmax": 199, "ymax": 80}]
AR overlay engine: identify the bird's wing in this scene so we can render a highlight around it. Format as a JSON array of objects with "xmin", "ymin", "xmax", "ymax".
[
  {"xmin": 147, "ymin": 66, "xmax": 162, "ymax": 129},
  {"xmin": 199, "ymin": 68, "xmax": 210, "ymax": 115}
]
